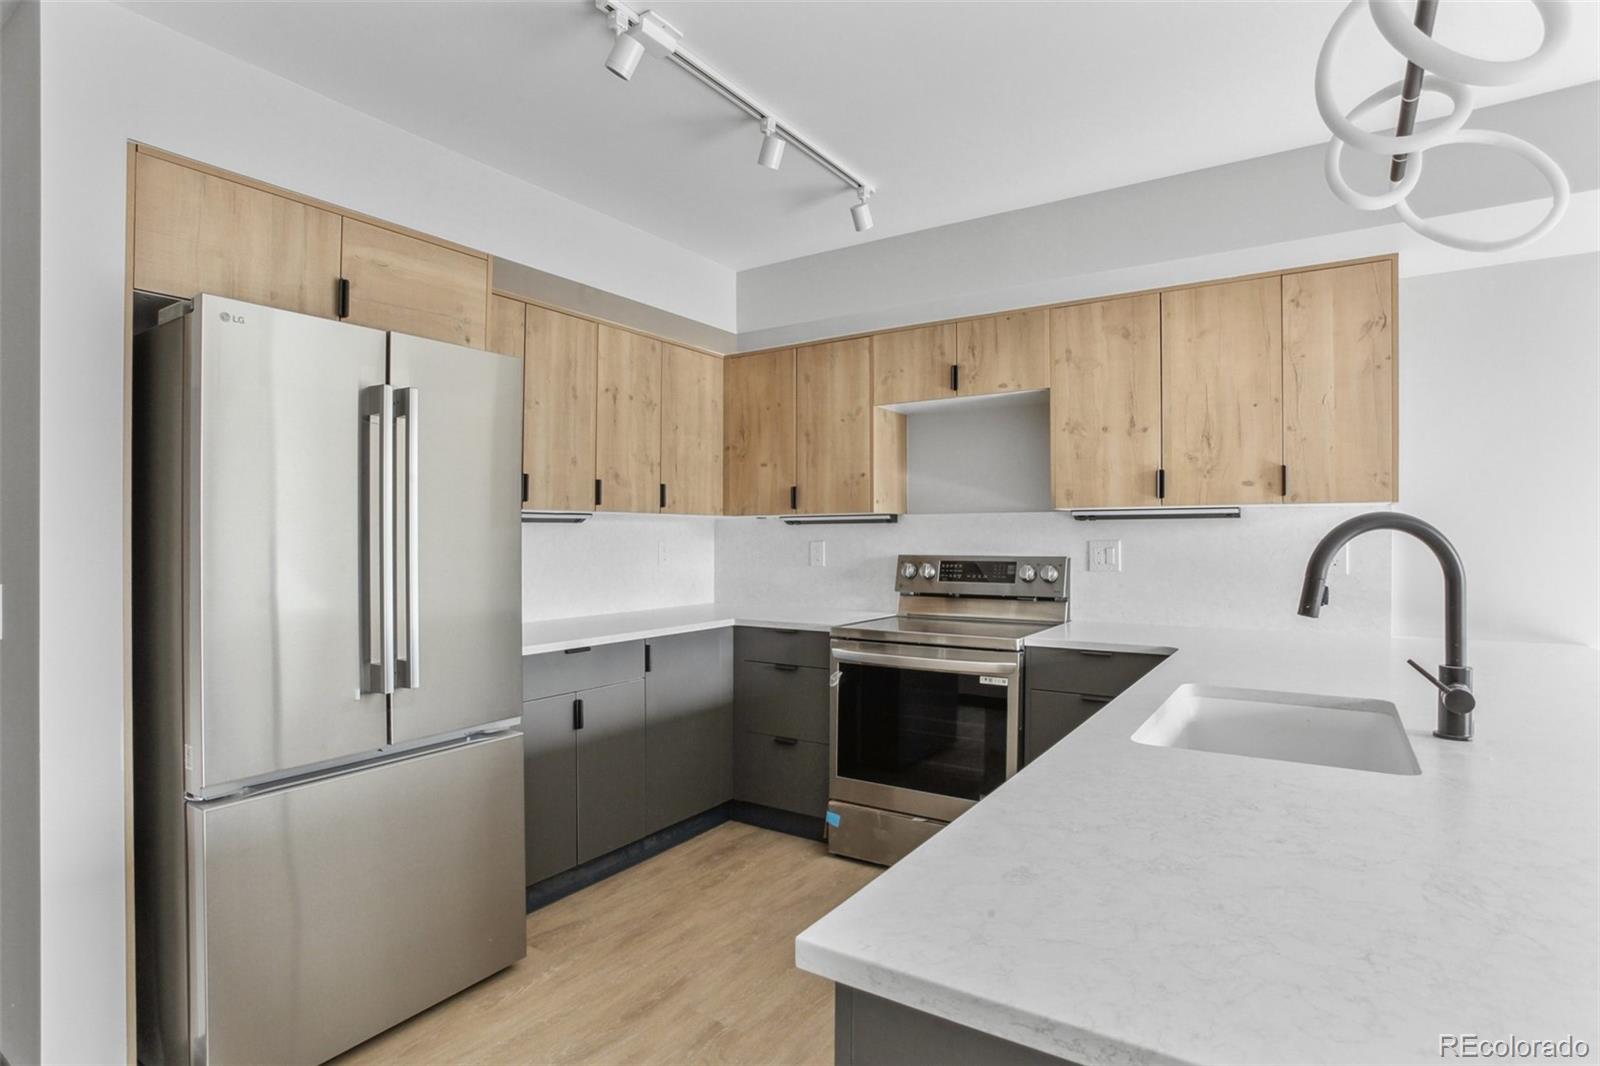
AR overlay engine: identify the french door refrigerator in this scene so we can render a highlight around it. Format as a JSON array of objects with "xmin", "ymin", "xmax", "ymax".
[{"xmin": 132, "ymin": 295, "xmax": 526, "ymax": 1065}]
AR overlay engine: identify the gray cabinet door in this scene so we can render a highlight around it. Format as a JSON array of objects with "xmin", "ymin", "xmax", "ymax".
[
  {"xmin": 576, "ymin": 679, "xmax": 648, "ymax": 864},
  {"xmin": 644, "ymin": 629, "xmax": 734, "ymax": 835},
  {"xmin": 1024, "ymin": 690, "xmax": 1110, "ymax": 764},
  {"xmin": 522, "ymin": 693, "xmax": 579, "ymax": 884}
]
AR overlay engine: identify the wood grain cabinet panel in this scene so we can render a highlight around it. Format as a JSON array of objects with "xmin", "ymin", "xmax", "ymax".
[
  {"xmin": 1050, "ymin": 295, "xmax": 1162, "ymax": 508},
  {"xmin": 796, "ymin": 338, "xmax": 873, "ymax": 515},
  {"xmin": 660, "ymin": 344, "xmax": 724, "ymax": 514},
  {"xmin": 340, "ymin": 217, "xmax": 489, "ymax": 348},
  {"xmin": 1160, "ymin": 276, "xmax": 1284, "ymax": 505},
  {"xmin": 1282, "ymin": 260, "xmax": 1397, "ymax": 503},
  {"xmin": 596, "ymin": 326, "xmax": 663, "ymax": 513},
  {"xmin": 132, "ymin": 152, "xmax": 342, "ymax": 316},
  {"xmin": 723, "ymin": 350, "xmax": 797, "ymax": 516},
  {"xmin": 871, "ymin": 324, "xmax": 956, "ymax": 405},
  {"xmin": 524, "ymin": 306, "xmax": 598, "ymax": 512},
  {"xmin": 957, "ymin": 308, "xmax": 1049, "ymax": 396},
  {"xmin": 487, "ymin": 294, "xmax": 525, "ymax": 359}
]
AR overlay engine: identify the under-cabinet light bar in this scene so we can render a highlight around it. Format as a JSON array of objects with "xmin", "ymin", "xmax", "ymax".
[
  {"xmin": 521, "ymin": 511, "xmax": 594, "ymax": 524},
  {"xmin": 1070, "ymin": 507, "xmax": 1242, "ymax": 521},
  {"xmin": 780, "ymin": 513, "xmax": 900, "ymax": 526}
]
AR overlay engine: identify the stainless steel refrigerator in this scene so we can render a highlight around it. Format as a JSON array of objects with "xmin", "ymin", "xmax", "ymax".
[{"xmin": 132, "ymin": 295, "xmax": 526, "ymax": 1065}]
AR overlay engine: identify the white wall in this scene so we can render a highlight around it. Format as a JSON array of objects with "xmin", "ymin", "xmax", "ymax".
[
  {"xmin": 715, "ymin": 507, "xmax": 1392, "ymax": 635},
  {"xmin": 904, "ymin": 393, "xmax": 1052, "ymax": 515},
  {"xmin": 523, "ymin": 515, "xmax": 715, "ymax": 622},
  {"xmin": 20, "ymin": 1, "xmax": 734, "ymax": 1057},
  {"xmin": 1394, "ymin": 254, "xmax": 1600, "ymax": 647}
]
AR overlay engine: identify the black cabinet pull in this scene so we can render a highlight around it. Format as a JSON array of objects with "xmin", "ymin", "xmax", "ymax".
[
  {"xmin": 772, "ymin": 663, "xmax": 800, "ymax": 672},
  {"xmin": 563, "ymin": 646, "xmax": 592, "ymax": 655},
  {"xmin": 772, "ymin": 735, "xmax": 799, "ymax": 747},
  {"xmin": 790, "ymin": 485, "xmax": 798, "ymax": 511},
  {"xmin": 1080, "ymin": 695, "xmax": 1112, "ymax": 705},
  {"xmin": 1155, "ymin": 467, "xmax": 1166, "ymax": 500},
  {"xmin": 336, "ymin": 277, "xmax": 350, "ymax": 319},
  {"xmin": 1281, "ymin": 463, "xmax": 1289, "ymax": 498},
  {"xmin": 1075, "ymin": 649, "xmax": 1114, "ymax": 658},
  {"xmin": 772, "ymin": 628, "xmax": 800, "ymax": 635},
  {"xmin": 950, "ymin": 364, "xmax": 959, "ymax": 392},
  {"xmin": 521, "ymin": 472, "xmax": 529, "ymax": 503},
  {"xmin": 572, "ymin": 697, "xmax": 584, "ymax": 730},
  {"xmin": 594, "ymin": 478, "xmax": 603, "ymax": 507},
  {"xmin": 644, "ymin": 644, "xmax": 652, "ymax": 673},
  {"xmin": 659, "ymin": 482, "xmax": 667, "ymax": 509}
]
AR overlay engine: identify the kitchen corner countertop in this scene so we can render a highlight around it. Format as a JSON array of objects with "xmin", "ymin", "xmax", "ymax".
[
  {"xmin": 520, "ymin": 602, "xmax": 880, "ymax": 656},
  {"xmin": 797, "ymin": 621, "xmax": 1600, "ymax": 1065}
]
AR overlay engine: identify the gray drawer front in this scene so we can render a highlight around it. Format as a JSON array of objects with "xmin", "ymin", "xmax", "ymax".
[
  {"xmin": 522, "ymin": 640, "xmax": 646, "ymax": 701},
  {"xmin": 735, "ymin": 660, "xmax": 830, "ymax": 743},
  {"xmin": 734, "ymin": 731, "xmax": 829, "ymax": 817},
  {"xmin": 1024, "ymin": 689, "xmax": 1111, "ymax": 764},
  {"xmin": 735, "ymin": 625, "xmax": 830, "ymax": 669},
  {"xmin": 1026, "ymin": 648, "xmax": 1163, "ymax": 698}
]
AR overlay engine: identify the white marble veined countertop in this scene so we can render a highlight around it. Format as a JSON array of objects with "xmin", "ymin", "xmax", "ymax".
[
  {"xmin": 797, "ymin": 620, "xmax": 1600, "ymax": 1065},
  {"xmin": 520, "ymin": 602, "xmax": 883, "ymax": 656}
]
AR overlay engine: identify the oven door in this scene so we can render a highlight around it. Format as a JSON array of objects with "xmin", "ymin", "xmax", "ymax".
[{"xmin": 830, "ymin": 639, "xmax": 1021, "ymax": 823}]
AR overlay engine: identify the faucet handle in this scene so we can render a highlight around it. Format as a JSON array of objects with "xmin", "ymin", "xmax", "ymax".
[{"xmin": 1406, "ymin": 659, "xmax": 1477, "ymax": 716}]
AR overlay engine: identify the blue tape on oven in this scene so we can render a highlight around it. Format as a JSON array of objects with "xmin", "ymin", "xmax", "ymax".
[{"xmin": 825, "ymin": 810, "xmax": 841, "ymax": 828}]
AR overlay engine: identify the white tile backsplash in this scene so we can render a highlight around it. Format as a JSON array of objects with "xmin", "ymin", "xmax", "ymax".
[{"xmin": 521, "ymin": 513, "xmax": 715, "ymax": 621}]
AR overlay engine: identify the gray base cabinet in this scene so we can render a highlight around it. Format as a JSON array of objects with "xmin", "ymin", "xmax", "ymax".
[
  {"xmin": 576, "ymin": 679, "xmax": 648, "ymax": 864},
  {"xmin": 733, "ymin": 626, "xmax": 832, "ymax": 820},
  {"xmin": 523, "ymin": 692, "xmax": 580, "ymax": 885},
  {"xmin": 644, "ymin": 628, "xmax": 734, "ymax": 836},
  {"xmin": 835, "ymin": 986, "xmax": 1069, "ymax": 1066},
  {"xmin": 1023, "ymin": 647, "xmax": 1166, "ymax": 765}
]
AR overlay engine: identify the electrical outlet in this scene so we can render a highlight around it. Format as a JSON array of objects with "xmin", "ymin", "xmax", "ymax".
[
  {"xmin": 1088, "ymin": 539, "xmax": 1122, "ymax": 573},
  {"xmin": 809, "ymin": 540, "xmax": 827, "ymax": 567}
]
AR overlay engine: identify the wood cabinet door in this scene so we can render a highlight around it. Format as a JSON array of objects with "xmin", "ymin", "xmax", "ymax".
[
  {"xmin": 524, "ymin": 306, "xmax": 598, "ymax": 512},
  {"xmin": 132, "ymin": 152, "xmax": 342, "ymax": 316},
  {"xmin": 1050, "ymin": 295, "xmax": 1162, "ymax": 508},
  {"xmin": 660, "ymin": 343, "xmax": 723, "ymax": 514},
  {"xmin": 1161, "ymin": 276, "xmax": 1284, "ymax": 505},
  {"xmin": 1283, "ymin": 260, "xmax": 1397, "ymax": 503},
  {"xmin": 723, "ymin": 349, "xmax": 797, "ymax": 516},
  {"xmin": 957, "ymin": 308, "xmax": 1049, "ymax": 396},
  {"xmin": 796, "ymin": 338, "xmax": 873, "ymax": 514},
  {"xmin": 595, "ymin": 326, "xmax": 663, "ymax": 512},
  {"xmin": 871, "ymin": 324, "xmax": 956, "ymax": 405},
  {"xmin": 340, "ymin": 217, "xmax": 489, "ymax": 348},
  {"xmin": 487, "ymin": 294, "xmax": 525, "ymax": 359}
]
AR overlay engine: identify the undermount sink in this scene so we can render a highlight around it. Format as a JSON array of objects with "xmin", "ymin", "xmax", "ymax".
[{"xmin": 1132, "ymin": 684, "xmax": 1421, "ymax": 776}]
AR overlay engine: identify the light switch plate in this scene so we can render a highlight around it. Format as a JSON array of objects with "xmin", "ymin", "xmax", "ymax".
[
  {"xmin": 809, "ymin": 540, "xmax": 827, "ymax": 567},
  {"xmin": 1088, "ymin": 539, "xmax": 1122, "ymax": 573}
]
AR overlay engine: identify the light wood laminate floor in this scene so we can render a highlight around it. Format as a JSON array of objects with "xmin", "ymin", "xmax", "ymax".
[{"xmin": 336, "ymin": 822, "xmax": 879, "ymax": 1065}]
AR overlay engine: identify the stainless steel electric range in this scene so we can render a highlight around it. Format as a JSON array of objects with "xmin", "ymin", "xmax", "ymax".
[{"xmin": 827, "ymin": 554, "xmax": 1069, "ymax": 865}]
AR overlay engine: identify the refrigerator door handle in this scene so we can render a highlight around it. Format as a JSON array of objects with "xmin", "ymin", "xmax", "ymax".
[
  {"xmin": 396, "ymin": 386, "xmax": 421, "ymax": 689},
  {"xmin": 360, "ymin": 384, "xmax": 396, "ymax": 694}
]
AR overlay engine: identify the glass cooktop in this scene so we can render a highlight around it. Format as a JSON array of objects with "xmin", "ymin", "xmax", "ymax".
[{"xmin": 830, "ymin": 614, "xmax": 1056, "ymax": 652}]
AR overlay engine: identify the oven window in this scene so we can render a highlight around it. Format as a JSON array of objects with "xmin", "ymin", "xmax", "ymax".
[{"xmin": 835, "ymin": 662, "xmax": 1009, "ymax": 801}]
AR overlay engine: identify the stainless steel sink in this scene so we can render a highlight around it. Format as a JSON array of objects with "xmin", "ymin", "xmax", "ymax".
[{"xmin": 1132, "ymin": 684, "xmax": 1421, "ymax": 775}]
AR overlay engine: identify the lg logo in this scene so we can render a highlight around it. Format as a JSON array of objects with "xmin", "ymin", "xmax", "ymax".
[{"xmin": 218, "ymin": 311, "xmax": 246, "ymax": 324}]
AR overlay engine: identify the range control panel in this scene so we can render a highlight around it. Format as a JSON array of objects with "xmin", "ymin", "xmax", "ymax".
[{"xmin": 894, "ymin": 555, "xmax": 1069, "ymax": 600}]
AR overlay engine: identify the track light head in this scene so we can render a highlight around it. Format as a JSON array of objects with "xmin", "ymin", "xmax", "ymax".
[
  {"xmin": 757, "ymin": 118, "xmax": 785, "ymax": 171},
  {"xmin": 606, "ymin": 28, "xmax": 645, "ymax": 80},
  {"xmin": 851, "ymin": 188, "xmax": 874, "ymax": 233}
]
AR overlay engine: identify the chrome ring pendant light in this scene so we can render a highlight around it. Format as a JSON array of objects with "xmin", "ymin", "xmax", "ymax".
[{"xmin": 1315, "ymin": 0, "xmax": 1573, "ymax": 252}]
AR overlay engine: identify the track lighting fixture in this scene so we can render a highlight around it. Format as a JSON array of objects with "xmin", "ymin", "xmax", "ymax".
[
  {"xmin": 851, "ymin": 188, "xmax": 874, "ymax": 233},
  {"xmin": 757, "ymin": 118, "xmax": 785, "ymax": 171},
  {"xmin": 592, "ymin": 0, "xmax": 877, "ymax": 233}
]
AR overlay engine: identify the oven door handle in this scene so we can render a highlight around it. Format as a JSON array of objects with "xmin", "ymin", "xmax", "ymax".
[{"xmin": 831, "ymin": 646, "xmax": 1020, "ymax": 677}]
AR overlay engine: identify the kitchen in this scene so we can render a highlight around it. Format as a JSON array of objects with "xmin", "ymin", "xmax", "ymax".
[{"xmin": 1, "ymin": 2, "xmax": 1597, "ymax": 1065}]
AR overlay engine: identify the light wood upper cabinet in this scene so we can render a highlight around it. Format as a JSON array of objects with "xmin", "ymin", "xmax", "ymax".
[
  {"xmin": 660, "ymin": 344, "xmax": 723, "ymax": 515},
  {"xmin": 132, "ymin": 152, "xmax": 342, "ymax": 316},
  {"xmin": 872, "ymin": 324, "xmax": 956, "ymax": 405},
  {"xmin": 796, "ymin": 338, "xmax": 874, "ymax": 515},
  {"xmin": 723, "ymin": 350, "xmax": 797, "ymax": 516},
  {"xmin": 596, "ymin": 326, "xmax": 663, "ymax": 513},
  {"xmin": 487, "ymin": 294, "xmax": 526, "ymax": 359},
  {"xmin": 1050, "ymin": 295, "xmax": 1162, "ymax": 508},
  {"xmin": 523, "ymin": 306, "xmax": 598, "ymax": 512},
  {"xmin": 1161, "ymin": 276, "xmax": 1284, "ymax": 505},
  {"xmin": 340, "ymin": 217, "xmax": 489, "ymax": 348},
  {"xmin": 957, "ymin": 308, "xmax": 1050, "ymax": 396},
  {"xmin": 1283, "ymin": 260, "xmax": 1397, "ymax": 503}
]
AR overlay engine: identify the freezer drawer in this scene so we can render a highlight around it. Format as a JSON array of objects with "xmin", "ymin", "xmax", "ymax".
[{"xmin": 186, "ymin": 733, "xmax": 525, "ymax": 1065}]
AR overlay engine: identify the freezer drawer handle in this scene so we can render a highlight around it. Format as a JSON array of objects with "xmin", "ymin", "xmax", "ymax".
[
  {"xmin": 360, "ymin": 384, "xmax": 396, "ymax": 694},
  {"xmin": 396, "ymin": 387, "xmax": 422, "ymax": 689}
]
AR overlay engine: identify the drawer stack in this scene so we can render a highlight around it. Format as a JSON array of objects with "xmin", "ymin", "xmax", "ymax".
[{"xmin": 732, "ymin": 627, "xmax": 831, "ymax": 821}]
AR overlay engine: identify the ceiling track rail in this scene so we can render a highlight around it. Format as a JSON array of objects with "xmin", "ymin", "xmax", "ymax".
[{"xmin": 1388, "ymin": 0, "xmax": 1439, "ymax": 183}]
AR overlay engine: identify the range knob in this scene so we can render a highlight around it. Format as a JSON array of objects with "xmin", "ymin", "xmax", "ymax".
[
  {"xmin": 1018, "ymin": 564, "xmax": 1037, "ymax": 582},
  {"xmin": 920, "ymin": 562, "xmax": 938, "ymax": 580},
  {"xmin": 1040, "ymin": 564, "xmax": 1061, "ymax": 583},
  {"xmin": 900, "ymin": 561, "xmax": 918, "ymax": 580}
]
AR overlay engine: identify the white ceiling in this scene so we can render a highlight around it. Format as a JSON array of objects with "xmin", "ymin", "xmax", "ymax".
[{"xmin": 125, "ymin": 1, "xmax": 1599, "ymax": 271}]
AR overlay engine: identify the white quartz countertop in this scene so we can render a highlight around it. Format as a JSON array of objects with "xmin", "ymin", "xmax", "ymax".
[
  {"xmin": 797, "ymin": 621, "xmax": 1600, "ymax": 1065},
  {"xmin": 520, "ymin": 602, "xmax": 879, "ymax": 656}
]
